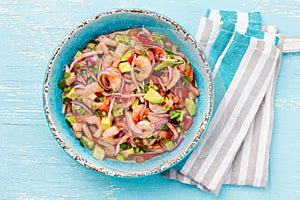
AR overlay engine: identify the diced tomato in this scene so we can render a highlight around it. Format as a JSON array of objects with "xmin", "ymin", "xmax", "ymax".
[
  {"xmin": 183, "ymin": 116, "xmax": 193, "ymax": 130},
  {"xmin": 131, "ymin": 104, "xmax": 146, "ymax": 124},
  {"xmin": 127, "ymin": 55, "xmax": 134, "ymax": 64},
  {"xmin": 159, "ymin": 90, "xmax": 166, "ymax": 98},
  {"xmin": 131, "ymin": 110, "xmax": 140, "ymax": 124},
  {"xmin": 150, "ymin": 47, "xmax": 164, "ymax": 57},
  {"xmin": 129, "ymin": 27, "xmax": 139, "ymax": 36},
  {"xmin": 185, "ymin": 64, "xmax": 191, "ymax": 76},
  {"xmin": 165, "ymin": 131, "xmax": 173, "ymax": 140},
  {"xmin": 185, "ymin": 64, "xmax": 194, "ymax": 82}
]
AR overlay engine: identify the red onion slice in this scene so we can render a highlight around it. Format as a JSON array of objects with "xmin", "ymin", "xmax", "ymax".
[
  {"xmin": 153, "ymin": 116, "xmax": 169, "ymax": 133},
  {"xmin": 70, "ymin": 51, "xmax": 101, "ymax": 72},
  {"xmin": 105, "ymin": 93, "xmax": 145, "ymax": 98}
]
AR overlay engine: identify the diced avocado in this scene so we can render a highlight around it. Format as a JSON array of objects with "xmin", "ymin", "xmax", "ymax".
[
  {"xmin": 131, "ymin": 98, "xmax": 139, "ymax": 110},
  {"xmin": 80, "ymin": 136, "xmax": 94, "ymax": 150},
  {"xmin": 115, "ymin": 34, "xmax": 130, "ymax": 45},
  {"xmin": 120, "ymin": 148, "xmax": 134, "ymax": 158},
  {"xmin": 149, "ymin": 79, "xmax": 158, "ymax": 90},
  {"xmin": 163, "ymin": 104, "xmax": 170, "ymax": 112},
  {"xmin": 185, "ymin": 98, "xmax": 197, "ymax": 116},
  {"xmin": 66, "ymin": 115, "xmax": 75, "ymax": 125},
  {"xmin": 101, "ymin": 117, "xmax": 112, "ymax": 131},
  {"xmin": 66, "ymin": 87, "xmax": 78, "ymax": 100},
  {"xmin": 144, "ymin": 88, "xmax": 164, "ymax": 104},
  {"xmin": 120, "ymin": 50, "xmax": 132, "ymax": 62},
  {"xmin": 113, "ymin": 109, "xmax": 124, "ymax": 117},
  {"xmin": 118, "ymin": 62, "xmax": 131, "ymax": 73},
  {"xmin": 178, "ymin": 109, "xmax": 187, "ymax": 122},
  {"xmin": 93, "ymin": 145, "xmax": 105, "ymax": 160},
  {"xmin": 116, "ymin": 154, "xmax": 125, "ymax": 161},
  {"xmin": 74, "ymin": 51, "xmax": 82, "ymax": 59},
  {"xmin": 163, "ymin": 140, "xmax": 174, "ymax": 149}
]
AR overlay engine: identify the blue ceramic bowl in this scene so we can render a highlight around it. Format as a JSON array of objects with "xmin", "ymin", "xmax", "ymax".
[{"xmin": 43, "ymin": 9, "xmax": 213, "ymax": 177}]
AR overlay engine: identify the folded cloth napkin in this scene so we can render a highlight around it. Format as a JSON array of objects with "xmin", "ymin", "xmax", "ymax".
[{"xmin": 163, "ymin": 9, "xmax": 300, "ymax": 195}]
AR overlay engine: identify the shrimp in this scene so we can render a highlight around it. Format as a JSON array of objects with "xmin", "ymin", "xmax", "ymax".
[
  {"xmin": 82, "ymin": 123, "xmax": 93, "ymax": 140},
  {"xmin": 98, "ymin": 67, "xmax": 122, "ymax": 92},
  {"xmin": 97, "ymin": 138, "xmax": 115, "ymax": 157},
  {"xmin": 102, "ymin": 126, "xmax": 119, "ymax": 139},
  {"xmin": 94, "ymin": 98, "xmax": 110, "ymax": 112},
  {"xmin": 101, "ymin": 55, "xmax": 114, "ymax": 69},
  {"xmin": 147, "ymin": 113, "xmax": 161, "ymax": 124},
  {"xmin": 136, "ymin": 121, "xmax": 155, "ymax": 138},
  {"xmin": 115, "ymin": 43, "xmax": 129, "ymax": 56},
  {"xmin": 115, "ymin": 135, "xmax": 130, "ymax": 155},
  {"xmin": 131, "ymin": 104, "xmax": 146, "ymax": 124},
  {"xmin": 65, "ymin": 75, "xmax": 76, "ymax": 86},
  {"xmin": 149, "ymin": 103, "xmax": 166, "ymax": 114},
  {"xmin": 96, "ymin": 35, "xmax": 118, "ymax": 47},
  {"xmin": 72, "ymin": 123, "xmax": 82, "ymax": 139},
  {"xmin": 134, "ymin": 55, "xmax": 152, "ymax": 82},
  {"xmin": 82, "ymin": 82, "xmax": 103, "ymax": 99},
  {"xmin": 86, "ymin": 116, "xmax": 102, "ymax": 138},
  {"xmin": 188, "ymin": 84, "xmax": 200, "ymax": 97}
]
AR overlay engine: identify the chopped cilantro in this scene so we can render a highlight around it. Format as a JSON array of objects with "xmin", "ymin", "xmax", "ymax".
[
  {"xmin": 64, "ymin": 72, "xmax": 71, "ymax": 79},
  {"xmin": 144, "ymin": 84, "xmax": 150, "ymax": 93},
  {"xmin": 120, "ymin": 142, "xmax": 132, "ymax": 150},
  {"xmin": 62, "ymin": 97, "xmax": 71, "ymax": 105},
  {"xmin": 99, "ymin": 96, "xmax": 105, "ymax": 102},
  {"xmin": 63, "ymin": 86, "xmax": 72, "ymax": 92},
  {"xmin": 141, "ymin": 146, "xmax": 148, "ymax": 152},
  {"xmin": 95, "ymin": 109, "xmax": 102, "ymax": 119},
  {"xmin": 159, "ymin": 124, "xmax": 170, "ymax": 131},
  {"xmin": 58, "ymin": 79, "xmax": 66, "ymax": 89},
  {"xmin": 140, "ymin": 50, "xmax": 148, "ymax": 56}
]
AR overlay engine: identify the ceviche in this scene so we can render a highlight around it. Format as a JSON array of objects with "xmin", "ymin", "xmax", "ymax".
[{"xmin": 58, "ymin": 26, "xmax": 200, "ymax": 163}]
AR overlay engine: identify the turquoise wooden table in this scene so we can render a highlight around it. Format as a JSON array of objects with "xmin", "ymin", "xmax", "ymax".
[{"xmin": 1, "ymin": 0, "xmax": 299, "ymax": 199}]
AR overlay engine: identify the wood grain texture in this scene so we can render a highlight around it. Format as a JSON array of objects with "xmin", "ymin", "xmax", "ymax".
[{"xmin": 0, "ymin": 0, "xmax": 299, "ymax": 199}]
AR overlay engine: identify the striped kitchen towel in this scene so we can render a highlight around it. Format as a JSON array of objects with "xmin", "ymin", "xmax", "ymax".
[{"xmin": 164, "ymin": 9, "xmax": 300, "ymax": 195}]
